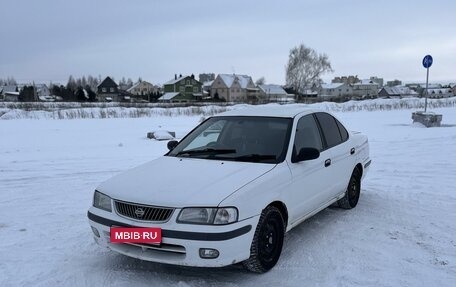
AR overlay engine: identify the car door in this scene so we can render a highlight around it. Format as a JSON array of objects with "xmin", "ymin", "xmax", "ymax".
[
  {"xmin": 314, "ymin": 112, "xmax": 354, "ymax": 198},
  {"xmin": 287, "ymin": 114, "xmax": 334, "ymax": 223}
]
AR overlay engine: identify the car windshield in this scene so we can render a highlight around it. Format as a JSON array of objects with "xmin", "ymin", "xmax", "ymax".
[{"xmin": 167, "ymin": 116, "xmax": 292, "ymax": 163}]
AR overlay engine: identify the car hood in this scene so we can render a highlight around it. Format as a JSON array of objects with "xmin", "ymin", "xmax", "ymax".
[{"xmin": 97, "ymin": 156, "xmax": 276, "ymax": 207}]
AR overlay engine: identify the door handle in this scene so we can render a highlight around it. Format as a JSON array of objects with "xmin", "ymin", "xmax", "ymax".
[
  {"xmin": 324, "ymin": 159, "xmax": 331, "ymax": 167},
  {"xmin": 350, "ymin": 148, "xmax": 355, "ymax": 155}
]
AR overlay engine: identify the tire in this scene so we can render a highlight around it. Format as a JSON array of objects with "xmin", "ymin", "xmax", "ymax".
[
  {"xmin": 243, "ymin": 206, "xmax": 285, "ymax": 273},
  {"xmin": 338, "ymin": 167, "xmax": 361, "ymax": 209}
]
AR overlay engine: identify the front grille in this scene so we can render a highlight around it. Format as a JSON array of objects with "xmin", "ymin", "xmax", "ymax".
[{"xmin": 114, "ymin": 200, "xmax": 174, "ymax": 222}]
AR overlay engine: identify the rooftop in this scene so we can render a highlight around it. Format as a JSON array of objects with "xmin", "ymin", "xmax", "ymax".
[
  {"xmin": 258, "ymin": 84, "xmax": 288, "ymax": 95},
  {"xmin": 218, "ymin": 74, "xmax": 252, "ymax": 89},
  {"xmin": 158, "ymin": 92, "xmax": 180, "ymax": 100},
  {"xmin": 216, "ymin": 105, "xmax": 319, "ymax": 118},
  {"xmin": 321, "ymin": 83, "xmax": 345, "ymax": 89}
]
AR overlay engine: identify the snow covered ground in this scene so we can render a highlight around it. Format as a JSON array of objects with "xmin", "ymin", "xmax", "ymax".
[{"xmin": 1, "ymin": 106, "xmax": 455, "ymax": 286}]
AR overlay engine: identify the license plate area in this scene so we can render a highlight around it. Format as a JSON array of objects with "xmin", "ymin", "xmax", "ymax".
[{"xmin": 110, "ymin": 227, "xmax": 162, "ymax": 244}]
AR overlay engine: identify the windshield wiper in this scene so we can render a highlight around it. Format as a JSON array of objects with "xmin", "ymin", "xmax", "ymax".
[
  {"xmin": 176, "ymin": 148, "xmax": 237, "ymax": 157},
  {"xmin": 230, "ymin": 154, "xmax": 277, "ymax": 162}
]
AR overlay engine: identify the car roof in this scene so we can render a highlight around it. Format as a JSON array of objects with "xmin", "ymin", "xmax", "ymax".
[{"xmin": 215, "ymin": 105, "xmax": 321, "ymax": 118}]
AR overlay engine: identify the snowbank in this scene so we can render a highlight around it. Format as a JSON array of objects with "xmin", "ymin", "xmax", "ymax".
[
  {"xmin": 1, "ymin": 108, "xmax": 455, "ymax": 286},
  {"xmin": 1, "ymin": 97, "xmax": 456, "ymax": 120}
]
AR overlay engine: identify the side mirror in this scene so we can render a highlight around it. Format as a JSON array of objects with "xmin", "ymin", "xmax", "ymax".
[
  {"xmin": 292, "ymin": 147, "xmax": 320, "ymax": 163},
  {"xmin": 167, "ymin": 140, "xmax": 179, "ymax": 151}
]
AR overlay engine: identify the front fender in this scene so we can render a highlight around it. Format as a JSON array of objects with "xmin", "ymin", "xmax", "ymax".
[{"xmin": 219, "ymin": 163, "xmax": 292, "ymax": 222}]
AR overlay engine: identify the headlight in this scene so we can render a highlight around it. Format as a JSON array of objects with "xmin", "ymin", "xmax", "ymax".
[
  {"xmin": 93, "ymin": 191, "xmax": 112, "ymax": 212},
  {"xmin": 214, "ymin": 208, "xmax": 238, "ymax": 224},
  {"xmin": 177, "ymin": 207, "xmax": 238, "ymax": 225}
]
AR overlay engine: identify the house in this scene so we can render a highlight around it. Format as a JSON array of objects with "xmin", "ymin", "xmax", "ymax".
[
  {"xmin": 158, "ymin": 92, "xmax": 182, "ymax": 103},
  {"xmin": 210, "ymin": 74, "xmax": 257, "ymax": 101},
  {"xmin": 34, "ymin": 84, "xmax": 50, "ymax": 99},
  {"xmin": 202, "ymin": 80, "xmax": 214, "ymax": 100},
  {"xmin": 332, "ymin": 75, "xmax": 359, "ymax": 85},
  {"xmin": 4, "ymin": 91, "xmax": 20, "ymax": 101},
  {"xmin": 319, "ymin": 83, "xmax": 353, "ymax": 98},
  {"xmin": 352, "ymin": 79, "xmax": 379, "ymax": 98},
  {"xmin": 415, "ymin": 83, "xmax": 443, "ymax": 96},
  {"xmin": 378, "ymin": 86, "xmax": 418, "ymax": 98},
  {"xmin": 127, "ymin": 81, "xmax": 158, "ymax": 96},
  {"xmin": 387, "ymin": 79, "xmax": 402, "ymax": 87},
  {"xmin": 450, "ymin": 83, "xmax": 456, "ymax": 95},
  {"xmin": 258, "ymin": 84, "xmax": 294, "ymax": 103},
  {"xmin": 426, "ymin": 88, "xmax": 453, "ymax": 98},
  {"xmin": 369, "ymin": 76, "xmax": 384, "ymax": 87},
  {"xmin": 97, "ymin": 76, "xmax": 120, "ymax": 101},
  {"xmin": 1, "ymin": 85, "xmax": 19, "ymax": 101},
  {"xmin": 162, "ymin": 74, "xmax": 203, "ymax": 102}
]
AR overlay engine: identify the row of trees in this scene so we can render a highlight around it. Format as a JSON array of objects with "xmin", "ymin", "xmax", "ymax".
[
  {"xmin": 7, "ymin": 43, "xmax": 332, "ymax": 102},
  {"xmin": 65, "ymin": 75, "xmax": 141, "ymax": 91},
  {"xmin": 0, "ymin": 77, "xmax": 17, "ymax": 86}
]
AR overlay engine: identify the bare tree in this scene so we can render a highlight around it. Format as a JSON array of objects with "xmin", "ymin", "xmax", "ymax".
[
  {"xmin": 285, "ymin": 44, "xmax": 333, "ymax": 95},
  {"xmin": 0, "ymin": 77, "xmax": 17, "ymax": 86},
  {"xmin": 255, "ymin": 77, "xmax": 266, "ymax": 86}
]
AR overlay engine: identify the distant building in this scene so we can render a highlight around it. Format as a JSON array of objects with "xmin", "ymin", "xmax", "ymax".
[
  {"xmin": 378, "ymin": 86, "xmax": 418, "ymax": 98},
  {"xmin": 127, "ymin": 81, "xmax": 158, "ymax": 96},
  {"xmin": 415, "ymin": 83, "xmax": 443, "ymax": 96},
  {"xmin": 202, "ymin": 80, "xmax": 214, "ymax": 99},
  {"xmin": 97, "ymin": 76, "xmax": 119, "ymax": 102},
  {"xmin": 33, "ymin": 84, "xmax": 51, "ymax": 99},
  {"xmin": 210, "ymin": 74, "xmax": 257, "ymax": 101},
  {"xmin": 426, "ymin": 88, "xmax": 453, "ymax": 98},
  {"xmin": 0, "ymin": 85, "xmax": 19, "ymax": 101},
  {"xmin": 258, "ymin": 84, "xmax": 294, "ymax": 102},
  {"xmin": 352, "ymin": 79, "xmax": 379, "ymax": 98},
  {"xmin": 369, "ymin": 76, "xmax": 384, "ymax": 87},
  {"xmin": 450, "ymin": 83, "xmax": 456, "ymax": 95},
  {"xmin": 387, "ymin": 79, "xmax": 402, "ymax": 87},
  {"xmin": 332, "ymin": 75, "xmax": 359, "ymax": 85},
  {"xmin": 158, "ymin": 92, "xmax": 182, "ymax": 103},
  {"xmin": 319, "ymin": 83, "xmax": 353, "ymax": 98},
  {"xmin": 162, "ymin": 74, "xmax": 203, "ymax": 102},
  {"xmin": 199, "ymin": 73, "xmax": 215, "ymax": 83}
]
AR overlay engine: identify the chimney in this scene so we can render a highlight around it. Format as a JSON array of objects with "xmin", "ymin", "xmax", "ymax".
[
  {"xmin": 179, "ymin": 74, "xmax": 182, "ymax": 78},
  {"xmin": 175, "ymin": 74, "xmax": 177, "ymax": 80},
  {"xmin": 191, "ymin": 74, "xmax": 195, "ymax": 79}
]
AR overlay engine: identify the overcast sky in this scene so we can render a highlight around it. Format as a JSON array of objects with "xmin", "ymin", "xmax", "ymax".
[{"xmin": 1, "ymin": 0, "xmax": 455, "ymax": 85}]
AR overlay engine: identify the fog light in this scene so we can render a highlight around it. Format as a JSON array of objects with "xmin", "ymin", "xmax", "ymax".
[
  {"xmin": 199, "ymin": 248, "xmax": 219, "ymax": 259},
  {"xmin": 91, "ymin": 226, "xmax": 100, "ymax": 238}
]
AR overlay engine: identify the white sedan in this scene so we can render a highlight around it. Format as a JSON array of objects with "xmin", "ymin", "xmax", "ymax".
[{"xmin": 87, "ymin": 106, "xmax": 371, "ymax": 273}]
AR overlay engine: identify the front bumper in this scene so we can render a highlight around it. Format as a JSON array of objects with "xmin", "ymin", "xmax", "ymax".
[{"xmin": 87, "ymin": 207, "xmax": 259, "ymax": 267}]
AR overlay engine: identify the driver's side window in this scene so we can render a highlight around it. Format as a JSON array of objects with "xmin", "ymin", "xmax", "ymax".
[{"xmin": 294, "ymin": 115, "xmax": 323, "ymax": 153}]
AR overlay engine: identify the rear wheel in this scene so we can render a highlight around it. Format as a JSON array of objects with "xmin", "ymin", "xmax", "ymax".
[
  {"xmin": 243, "ymin": 206, "xmax": 285, "ymax": 273},
  {"xmin": 338, "ymin": 167, "xmax": 361, "ymax": 209}
]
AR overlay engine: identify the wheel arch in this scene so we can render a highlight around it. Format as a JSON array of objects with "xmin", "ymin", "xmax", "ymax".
[
  {"xmin": 355, "ymin": 163, "xmax": 363, "ymax": 178},
  {"xmin": 267, "ymin": 201, "xmax": 289, "ymax": 229}
]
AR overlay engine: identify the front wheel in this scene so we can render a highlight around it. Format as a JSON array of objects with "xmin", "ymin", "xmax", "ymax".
[
  {"xmin": 243, "ymin": 206, "xmax": 285, "ymax": 273},
  {"xmin": 338, "ymin": 167, "xmax": 361, "ymax": 209}
]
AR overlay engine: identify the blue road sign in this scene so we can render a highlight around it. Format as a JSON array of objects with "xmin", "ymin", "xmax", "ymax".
[{"xmin": 423, "ymin": 55, "xmax": 433, "ymax": 68}]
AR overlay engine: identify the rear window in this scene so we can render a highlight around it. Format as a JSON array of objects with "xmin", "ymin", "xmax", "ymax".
[
  {"xmin": 315, "ymin": 112, "xmax": 343, "ymax": 148},
  {"xmin": 335, "ymin": 118, "xmax": 349, "ymax": 142}
]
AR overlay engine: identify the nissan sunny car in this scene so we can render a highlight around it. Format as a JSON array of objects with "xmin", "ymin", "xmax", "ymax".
[{"xmin": 88, "ymin": 106, "xmax": 371, "ymax": 273}]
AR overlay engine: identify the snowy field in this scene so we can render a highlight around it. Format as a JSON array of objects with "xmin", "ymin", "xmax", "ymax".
[{"xmin": 1, "ymin": 106, "xmax": 456, "ymax": 286}]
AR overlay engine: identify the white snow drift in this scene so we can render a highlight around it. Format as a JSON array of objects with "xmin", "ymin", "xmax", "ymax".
[{"xmin": 0, "ymin": 103, "xmax": 455, "ymax": 286}]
